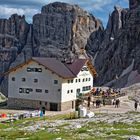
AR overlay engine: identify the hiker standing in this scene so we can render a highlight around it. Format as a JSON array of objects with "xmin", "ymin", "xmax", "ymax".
[
  {"xmin": 87, "ymin": 96, "xmax": 91, "ymax": 109},
  {"xmin": 134, "ymin": 101, "xmax": 138, "ymax": 111},
  {"xmin": 115, "ymin": 99, "xmax": 119, "ymax": 108},
  {"xmin": 103, "ymin": 98, "xmax": 105, "ymax": 106},
  {"xmin": 112, "ymin": 98, "xmax": 116, "ymax": 106}
]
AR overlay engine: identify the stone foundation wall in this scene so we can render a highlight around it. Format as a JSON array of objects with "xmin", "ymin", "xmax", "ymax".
[
  {"xmin": 8, "ymin": 98, "xmax": 46, "ymax": 110},
  {"xmin": 8, "ymin": 98, "xmax": 76, "ymax": 111},
  {"xmin": 61, "ymin": 100, "xmax": 75, "ymax": 111}
]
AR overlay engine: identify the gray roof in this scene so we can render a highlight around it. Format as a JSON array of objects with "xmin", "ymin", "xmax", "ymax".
[
  {"xmin": 65, "ymin": 59, "xmax": 87, "ymax": 75},
  {"xmin": 32, "ymin": 57, "xmax": 87, "ymax": 78}
]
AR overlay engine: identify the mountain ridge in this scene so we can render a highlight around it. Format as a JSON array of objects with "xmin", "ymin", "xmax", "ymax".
[
  {"xmin": 86, "ymin": 0, "xmax": 140, "ymax": 87},
  {"xmin": 0, "ymin": 1, "xmax": 140, "ymax": 96},
  {"xmin": 0, "ymin": 2, "xmax": 102, "ymax": 95}
]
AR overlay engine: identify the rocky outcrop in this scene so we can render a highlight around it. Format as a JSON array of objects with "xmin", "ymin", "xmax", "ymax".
[
  {"xmin": 32, "ymin": 2, "xmax": 102, "ymax": 60},
  {"xmin": 87, "ymin": 2, "xmax": 140, "ymax": 87},
  {"xmin": 0, "ymin": 2, "xmax": 102, "ymax": 96},
  {"xmin": 0, "ymin": 14, "xmax": 30, "ymax": 95},
  {"xmin": 0, "ymin": 14, "xmax": 30, "ymax": 73},
  {"xmin": 1, "ymin": 1, "xmax": 140, "ymax": 95},
  {"xmin": 129, "ymin": 0, "xmax": 140, "ymax": 9}
]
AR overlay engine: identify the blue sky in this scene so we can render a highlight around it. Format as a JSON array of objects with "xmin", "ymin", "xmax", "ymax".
[{"xmin": 0, "ymin": 0, "xmax": 128, "ymax": 27}]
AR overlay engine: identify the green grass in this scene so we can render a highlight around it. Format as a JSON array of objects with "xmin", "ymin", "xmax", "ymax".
[
  {"xmin": 0, "ymin": 93, "xmax": 7, "ymax": 102},
  {"xmin": 0, "ymin": 113, "xmax": 140, "ymax": 140}
]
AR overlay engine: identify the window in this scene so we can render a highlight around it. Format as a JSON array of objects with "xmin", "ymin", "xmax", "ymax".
[
  {"xmin": 36, "ymin": 89, "xmax": 42, "ymax": 93},
  {"xmin": 81, "ymin": 66, "xmax": 88, "ymax": 71},
  {"xmin": 86, "ymin": 78, "xmax": 88, "ymax": 81},
  {"xmin": 89, "ymin": 78, "xmax": 91, "ymax": 81},
  {"xmin": 75, "ymin": 79, "xmax": 78, "ymax": 83},
  {"xmin": 27, "ymin": 67, "xmax": 42, "ymax": 72},
  {"xmin": 54, "ymin": 80, "xmax": 58, "ymax": 84},
  {"xmin": 12, "ymin": 77, "xmax": 15, "ymax": 81},
  {"xmin": 22, "ymin": 78, "xmax": 26, "ymax": 82},
  {"xmin": 35, "ymin": 68, "xmax": 42, "ymax": 72},
  {"xmin": 58, "ymin": 89, "xmax": 61, "ymax": 92},
  {"xmin": 71, "ymin": 90, "xmax": 73, "ymax": 93},
  {"xmin": 82, "ymin": 87, "xmax": 86, "ymax": 91},
  {"xmin": 26, "ymin": 89, "xmax": 30, "ymax": 94},
  {"xmin": 45, "ymin": 90, "xmax": 49, "ymax": 93},
  {"xmin": 34, "ymin": 79, "xmax": 38, "ymax": 83},
  {"xmin": 27, "ymin": 67, "xmax": 31, "ymax": 72},
  {"xmin": 68, "ymin": 80, "xmax": 70, "ymax": 83},
  {"xmin": 67, "ymin": 90, "xmax": 69, "ymax": 94},
  {"xmin": 79, "ymin": 79, "xmax": 80, "ymax": 82},
  {"xmin": 19, "ymin": 88, "xmax": 23, "ymax": 93},
  {"xmin": 19, "ymin": 88, "xmax": 33, "ymax": 94},
  {"xmin": 76, "ymin": 89, "xmax": 80, "ymax": 93},
  {"xmin": 83, "ymin": 78, "xmax": 85, "ymax": 82},
  {"xmin": 71, "ymin": 80, "xmax": 73, "ymax": 83},
  {"xmin": 39, "ymin": 101, "xmax": 42, "ymax": 105},
  {"xmin": 89, "ymin": 86, "xmax": 91, "ymax": 90},
  {"xmin": 86, "ymin": 86, "xmax": 89, "ymax": 91},
  {"xmin": 82, "ymin": 86, "xmax": 91, "ymax": 91}
]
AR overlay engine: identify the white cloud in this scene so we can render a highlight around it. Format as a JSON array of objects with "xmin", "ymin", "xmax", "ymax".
[
  {"xmin": 0, "ymin": 0, "xmax": 128, "ymax": 26},
  {"xmin": 0, "ymin": 5, "xmax": 39, "ymax": 21},
  {"xmin": 92, "ymin": 0, "xmax": 112, "ymax": 11}
]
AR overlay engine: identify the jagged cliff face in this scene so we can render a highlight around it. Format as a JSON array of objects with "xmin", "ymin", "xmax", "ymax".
[
  {"xmin": 87, "ymin": 2, "xmax": 140, "ymax": 87},
  {"xmin": 0, "ymin": 2, "xmax": 102, "ymax": 95},
  {"xmin": 1, "ymin": 1, "xmax": 140, "ymax": 95},
  {"xmin": 0, "ymin": 14, "xmax": 30, "ymax": 73},
  {"xmin": 32, "ymin": 2, "xmax": 101, "ymax": 59}
]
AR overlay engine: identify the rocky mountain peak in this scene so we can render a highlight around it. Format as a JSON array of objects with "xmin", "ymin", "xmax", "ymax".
[
  {"xmin": 33, "ymin": 2, "xmax": 102, "ymax": 60},
  {"xmin": 0, "ymin": 2, "xmax": 103, "ymax": 95},
  {"xmin": 87, "ymin": 1, "xmax": 140, "ymax": 87},
  {"xmin": 129, "ymin": 0, "xmax": 140, "ymax": 9},
  {"xmin": 41, "ymin": 2, "xmax": 81, "ymax": 13}
]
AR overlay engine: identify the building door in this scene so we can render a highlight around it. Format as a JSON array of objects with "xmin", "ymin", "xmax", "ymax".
[{"xmin": 50, "ymin": 103, "xmax": 58, "ymax": 111}]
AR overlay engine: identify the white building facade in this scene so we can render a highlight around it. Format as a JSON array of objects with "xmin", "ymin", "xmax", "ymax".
[{"xmin": 7, "ymin": 58, "xmax": 96, "ymax": 111}]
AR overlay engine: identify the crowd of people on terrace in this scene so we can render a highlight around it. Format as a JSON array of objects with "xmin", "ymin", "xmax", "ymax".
[
  {"xmin": 85, "ymin": 87, "xmax": 122, "ymax": 109},
  {"xmin": 91, "ymin": 87, "xmax": 121, "ymax": 98}
]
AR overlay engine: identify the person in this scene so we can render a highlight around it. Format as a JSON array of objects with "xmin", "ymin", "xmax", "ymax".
[
  {"xmin": 134, "ymin": 101, "xmax": 138, "ymax": 111},
  {"xmin": 115, "ymin": 99, "xmax": 120, "ymax": 108},
  {"xmin": 95, "ymin": 100, "xmax": 98, "ymax": 108},
  {"xmin": 87, "ymin": 96, "xmax": 91, "ymax": 109},
  {"xmin": 103, "ymin": 98, "xmax": 105, "ymax": 106},
  {"xmin": 42, "ymin": 107, "xmax": 46, "ymax": 115},
  {"xmin": 92, "ymin": 100, "xmax": 95, "ymax": 107},
  {"xmin": 112, "ymin": 98, "xmax": 116, "ymax": 106}
]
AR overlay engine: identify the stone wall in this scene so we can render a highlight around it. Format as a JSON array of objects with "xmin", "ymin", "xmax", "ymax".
[
  {"xmin": 61, "ymin": 100, "xmax": 75, "ymax": 111},
  {"xmin": 8, "ymin": 97, "xmax": 75, "ymax": 111},
  {"xmin": 8, "ymin": 98, "xmax": 41, "ymax": 110}
]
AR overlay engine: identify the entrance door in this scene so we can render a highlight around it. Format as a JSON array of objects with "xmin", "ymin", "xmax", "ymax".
[{"xmin": 50, "ymin": 103, "xmax": 58, "ymax": 111}]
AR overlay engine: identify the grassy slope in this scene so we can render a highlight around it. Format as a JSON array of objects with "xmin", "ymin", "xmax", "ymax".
[{"xmin": 0, "ymin": 113, "xmax": 140, "ymax": 140}]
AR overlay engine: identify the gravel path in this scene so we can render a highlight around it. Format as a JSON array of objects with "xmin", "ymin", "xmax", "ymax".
[
  {"xmin": 0, "ymin": 95, "xmax": 140, "ymax": 116},
  {"xmin": 89, "ymin": 95, "xmax": 140, "ymax": 114}
]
